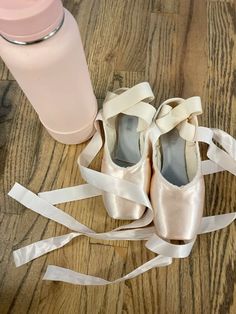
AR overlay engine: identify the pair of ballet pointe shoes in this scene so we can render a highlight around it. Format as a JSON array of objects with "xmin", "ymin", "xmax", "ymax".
[{"xmin": 98, "ymin": 82, "xmax": 234, "ymax": 242}]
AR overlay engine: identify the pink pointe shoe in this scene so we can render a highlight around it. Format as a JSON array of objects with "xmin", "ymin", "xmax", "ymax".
[
  {"xmin": 150, "ymin": 96, "xmax": 236, "ymax": 243},
  {"xmin": 101, "ymin": 82, "xmax": 155, "ymax": 219},
  {"xmin": 150, "ymin": 97, "xmax": 205, "ymax": 241}
]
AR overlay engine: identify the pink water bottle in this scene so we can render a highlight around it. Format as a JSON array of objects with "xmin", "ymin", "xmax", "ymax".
[{"xmin": 0, "ymin": 0, "xmax": 97, "ymax": 144}]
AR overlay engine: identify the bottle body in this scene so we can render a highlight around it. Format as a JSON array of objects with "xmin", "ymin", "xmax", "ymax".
[{"xmin": 0, "ymin": 9, "xmax": 97, "ymax": 144}]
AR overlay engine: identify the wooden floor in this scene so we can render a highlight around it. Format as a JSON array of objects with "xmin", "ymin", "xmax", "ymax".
[{"xmin": 0, "ymin": 0, "xmax": 236, "ymax": 313}]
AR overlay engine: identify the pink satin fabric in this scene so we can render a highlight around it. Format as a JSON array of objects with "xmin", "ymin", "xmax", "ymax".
[
  {"xmin": 101, "ymin": 156, "xmax": 151, "ymax": 219},
  {"xmin": 99, "ymin": 83, "xmax": 155, "ymax": 220},
  {"xmin": 150, "ymin": 170, "xmax": 205, "ymax": 240},
  {"xmin": 150, "ymin": 98, "xmax": 205, "ymax": 240}
]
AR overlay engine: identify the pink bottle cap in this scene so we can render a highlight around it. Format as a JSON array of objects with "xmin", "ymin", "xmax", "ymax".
[{"xmin": 0, "ymin": 0, "xmax": 64, "ymax": 43}]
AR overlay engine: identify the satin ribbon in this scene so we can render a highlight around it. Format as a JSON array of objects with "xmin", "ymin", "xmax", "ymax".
[
  {"xmin": 195, "ymin": 127, "xmax": 236, "ymax": 176},
  {"xmin": 41, "ymin": 213, "xmax": 234, "ymax": 286},
  {"xmin": 103, "ymin": 82, "xmax": 155, "ymax": 130},
  {"xmin": 8, "ymin": 96, "xmax": 236, "ymax": 285},
  {"xmin": 156, "ymin": 97, "xmax": 202, "ymax": 134},
  {"xmin": 9, "ymin": 181, "xmax": 235, "ymax": 285}
]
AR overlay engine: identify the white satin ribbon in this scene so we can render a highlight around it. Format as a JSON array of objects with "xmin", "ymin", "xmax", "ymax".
[
  {"xmin": 145, "ymin": 234, "xmax": 196, "ymax": 258},
  {"xmin": 38, "ymin": 184, "xmax": 101, "ymax": 204},
  {"xmin": 41, "ymin": 210, "xmax": 235, "ymax": 286},
  {"xmin": 201, "ymin": 160, "xmax": 224, "ymax": 176},
  {"xmin": 196, "ymin": 127, "xmax": 236, "ymax": 176},
  {"xmin": 103, "ymin": 82, "xmax": 155, "ymax": 127},
  {"xmin": 9, "ymin": 178, "xmax": 235, "ymax": 285},
  {"xmin": 9, "ymin": 183, "xmax": 155, "ymax": 267},
  {"xmin": 104, "ymin": 88, "xmax": 156, "ymax": 132},
  {"xmin": 156, "ymin": 97, "xmax": 202, "ymax": 133},
  {"xmin": 43, "ymin": 255, "xmax": 172, "ymax": 286}
]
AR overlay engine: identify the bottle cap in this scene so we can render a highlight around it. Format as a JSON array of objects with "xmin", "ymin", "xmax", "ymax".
[{"xmin": 0, "ymin": 0, "xmax": 64, "ymax": 43}]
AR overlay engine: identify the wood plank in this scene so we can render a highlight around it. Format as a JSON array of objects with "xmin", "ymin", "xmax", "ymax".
[
  {"xmin": 204, "ymin": 1, "xmax": 236, "ymax": 313},
  {"xmin": 0, "ymin": 82, "xmax": 42, "ymax": 215},
  {"xmin": 0, "ymin": 61, "xmax": 14, "ymax": 81},
  {"xmin": 152, "ymin": 0, "xmax": 179, "ymax": 13},
  {"xmin": 114, "ymin": 1, "xmax": 152, "ymax": 71},
  {"xmin": 174, "ymin": 2, "xmax": 212, "ymax": 312},
  {"xmin": 145, "ymin": 11, "xmax": 178, "ymax": 107}
]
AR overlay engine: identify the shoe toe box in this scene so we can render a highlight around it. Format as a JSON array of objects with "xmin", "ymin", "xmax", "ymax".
[{"xmin": 150, "ymin": 171, "xmax": 205, "ymax": 241}]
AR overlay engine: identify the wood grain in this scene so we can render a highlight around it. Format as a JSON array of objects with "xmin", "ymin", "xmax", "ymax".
[{"xmin": 0, "ymin": 0, "xmax": 235, "ymax": 313}]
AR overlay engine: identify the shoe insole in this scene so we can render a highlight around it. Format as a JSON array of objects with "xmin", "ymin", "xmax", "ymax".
[
  {"xmin": 112, "ymin": 113, "xmax": 141, "ymax": 167},
  {"xmin": 161, "ymin": 129, "xmax": 189, "ymax": 186}
]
